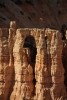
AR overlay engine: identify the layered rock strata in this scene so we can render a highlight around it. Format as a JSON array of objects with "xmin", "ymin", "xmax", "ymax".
[
  {"xmin": 10, "ymin": 29, "xmax": 34, "ymax": 100},
  {"xmin": 6, "ymin": 21, "xmax": 16, "ymax": 100},
  {"xmin": 0, "ymin": 29, "xmax": 4, "ymax": 99},
  {"xmin": 35, "ymin": 32, "xmax": 52, "ymax": 100},
  {"xmin": 0, "ymin": 28, "xmax": 10, "ymax": 100},
  {"xmin": 50, "ymin": 31, "xmax": 66, "ymax": 99},
  {"xmin": 0, "ymin": 23, "xmax": 67, "ymax": 100}
]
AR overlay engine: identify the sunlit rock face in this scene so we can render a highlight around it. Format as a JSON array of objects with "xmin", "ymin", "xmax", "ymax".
[
  {"xmin": 35, "ymin": 32, "xmax": 52, "ymax": 100},
  {"xmin": 0, "ymin": 21, "xmax": 67, "ymax": 100},
  {"xmin": 50, "ymin": 31, "xmax": 66, "ymax": 100}
]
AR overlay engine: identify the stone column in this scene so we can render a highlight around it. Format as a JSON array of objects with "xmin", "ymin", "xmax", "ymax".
[
  {"xmin": 3, "ymin": 21, "xmax": 16, "ymax": 100},
  {"xmin": 0, "ymin": 28, "xmax": 10, "ymax": 100},
  {"xmin": 0, "ymin": 29, "xmax": 4, "ymax": 100},
  {"xmin": 45, "ymin": 29, "xmax": 53, "ymax": 74},
  {"xmin": 50, "ymin": 31, "xmax": 66, "ymax": 100},
  {"xmin": 10, "ymin": 29, "xmax": 34, "ymax": 100},
  {"xmin": 35, "ymin": 32, "xmax": 52, "ymax": 100},
  {"xmin": 9, "ymin": 21, "xmax": 16, "ymax": 67}
]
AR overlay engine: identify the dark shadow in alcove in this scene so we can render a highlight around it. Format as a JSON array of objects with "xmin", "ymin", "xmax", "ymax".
[
  {"xmin": 23, "ymin": 35, "xmax": 37, "ymax": 95},
  {"xmin": 59, "ymin": 28, "xmax": 67, "ymax": 98},
  {"xmin": 60, "ymin": 24, "xmax": 67, "ymax": 90},
  {"xmin": 23, "ymin": 35, "xmax": 37, "ymax": 64},
  {"xmin": 62, "ymin": 42, "xmax": 67, "ymax": 91},
  {"xmin": 60, "ymin": 24, "xmax": 66, "ymax": 40}
]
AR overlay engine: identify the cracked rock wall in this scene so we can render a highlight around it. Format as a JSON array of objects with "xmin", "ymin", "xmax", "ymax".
[{"xmin": 0, "ymin": 22, "xmax": 66, "ymax": 100}]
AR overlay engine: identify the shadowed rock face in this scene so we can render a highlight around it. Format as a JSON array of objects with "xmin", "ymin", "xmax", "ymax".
[
  {"xmin": 62, "ymin": 41, "xmax": 67, "ymax": 91},
  {"xmin": 0, "ymin": 0, "xmax": 67, "ymax": 29},
  {"xmin": 0, "ymin": 21, "xmax": 67, "ymax": 100}
]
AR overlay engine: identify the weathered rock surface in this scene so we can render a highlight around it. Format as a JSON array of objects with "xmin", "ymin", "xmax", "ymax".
[
  {"xmin": 0, "ymin": 22, "xmax": 66, "ymax": 100},
  {"xmin": 35, "ymin": 32, "xmax": 52, "ymax": 100},
  {"xmin": 10, "ymin": 28, "xmax": 34, "ymax": 100},
  {"xmin": 50, "ymin": 31, "xmax": 66, "ymax": 99}
]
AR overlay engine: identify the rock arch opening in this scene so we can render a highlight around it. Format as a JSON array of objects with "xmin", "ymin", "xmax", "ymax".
[
  {"xmin": 23, "ymin": 35, "xmax": 37, "ymax": 64},
  {"xmin": 23, "ymin": 35, "xmax": 37, "ymax": 94}
]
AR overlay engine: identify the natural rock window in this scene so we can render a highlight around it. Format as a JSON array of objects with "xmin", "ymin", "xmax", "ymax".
[
  {"xmin": 23, "ymin": 35, "xmax": 37, "ymax": 93},
  {"xmin": 23, "ymin": 35, "xmax": 37, "ymax": 64}
]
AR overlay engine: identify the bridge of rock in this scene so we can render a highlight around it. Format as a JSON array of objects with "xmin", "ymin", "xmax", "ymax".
[{"xmin": 0, "ymin": 21, "xmax": 67, "ymax": 100}]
